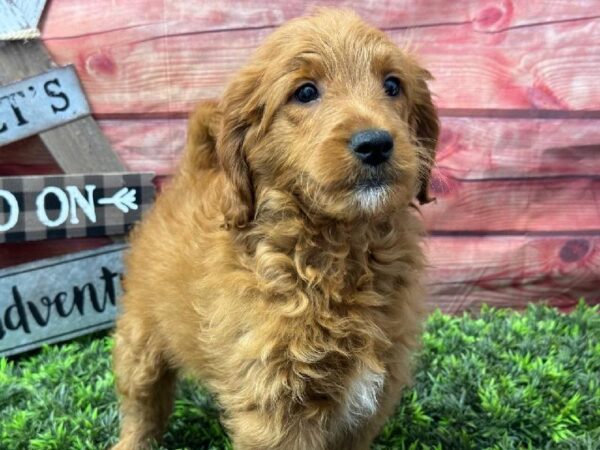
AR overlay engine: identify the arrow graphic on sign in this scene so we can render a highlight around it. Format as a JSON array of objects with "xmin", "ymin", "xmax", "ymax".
[{"xmin": 98, "ymin": 187, "xmax": 138, "ymax": 213}]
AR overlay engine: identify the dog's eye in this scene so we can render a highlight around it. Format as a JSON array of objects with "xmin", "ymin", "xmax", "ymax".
[
  {"xmin": 384, "ymin": 76, "xmax": 402, "ymax": 97},
  {"xmin": 294, "ymin": 83, "xmax": 320, "ymax": 103}
]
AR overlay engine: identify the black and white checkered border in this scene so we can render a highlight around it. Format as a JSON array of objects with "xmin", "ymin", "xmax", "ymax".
[{"xmin": 0, "ymin": 172, "xmax": 155, "ymax": 243}]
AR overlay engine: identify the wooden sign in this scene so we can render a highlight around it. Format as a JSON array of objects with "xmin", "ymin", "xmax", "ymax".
[
  {"xmin": 1, "ymin": 28, "xmax": 124, "ymax": 174},
  {"xmin": 0, "ymin": 172, "xmax": 154, "ymax": 243},
  {"xmin": 0, "ymin": 66, "xmax": 91, "ymax": 147},
  {"xmin": 0, "ymin": 1, "xmax": 46, "ymax": 40},
  {"xmin": 0, "ymin": 1, "xmax": 137, "ymax": 354},
  {"xmin": 0, "ymin": 243, "xmax": 125, "ymax": 357}
]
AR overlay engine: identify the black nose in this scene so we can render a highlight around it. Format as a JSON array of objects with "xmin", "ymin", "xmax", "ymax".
[{"xmin": 348, "ymin": 129, "xmax": 394, "ymax": 166}]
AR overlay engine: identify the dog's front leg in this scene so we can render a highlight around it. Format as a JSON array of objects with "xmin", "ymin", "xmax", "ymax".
[
  {"xmin": 111, "ymin": 314, "xmax": 177, "ymax": 450},
  {"xmin": 221, "ymin": 402, "xmax": 334, "ymax": 450}
]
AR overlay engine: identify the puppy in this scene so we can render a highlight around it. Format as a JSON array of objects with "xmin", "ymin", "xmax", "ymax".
[{"xmin": 112, "ymin": 8, "xmax": 438, "ymax": 450}]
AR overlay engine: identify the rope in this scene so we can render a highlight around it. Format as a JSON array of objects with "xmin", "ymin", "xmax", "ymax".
[{"xmin": 0, "ymin": 28, "xmax": 41, "ymax": 41}]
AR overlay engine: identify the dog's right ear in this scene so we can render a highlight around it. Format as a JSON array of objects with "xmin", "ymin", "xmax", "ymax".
[
  {"xmin": 411, "ymin": 69, "xmax": 440, "ymax": 205},
  {"xmin": 217, "ymin": 67, "xmax": 263, "ymax": 229}
]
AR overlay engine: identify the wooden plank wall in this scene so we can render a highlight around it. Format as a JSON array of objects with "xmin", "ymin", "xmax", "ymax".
[{"xmin": 1, "ymin": 0, "xmax": 599, "ymax": 312}]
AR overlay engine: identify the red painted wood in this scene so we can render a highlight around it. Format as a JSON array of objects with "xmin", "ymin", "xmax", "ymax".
[
  {"xmin": 436, "ymin": 118, "xmax": 600, "ymax": 179},
  {"xmin": 40, "ymin": 3, "xmax": 600, "ymax": 114},
  {"xmin": 0, "ymin": 164, "xmax": 62, "ymax": 176},
  {"xmin": 0, "ymin": 136, "xmax": 60, "ymax": 176},
  {"xmin": 423, "ymin": 177, "xmax": 600, "ymax": 232},
  {"xmin": 426, "ymin": 235, "xmax": 600, "ymax": 312},
  {"xmin": 42, "ymin": 1, "xmax": 600, "ymax": 38},
  {"xmin": 0, "ymin": 238, "xmax": 113, "ymax": 269},
  {"xmin": 99, "ymin": 119, "xmax": 184, "ymax": 174}
]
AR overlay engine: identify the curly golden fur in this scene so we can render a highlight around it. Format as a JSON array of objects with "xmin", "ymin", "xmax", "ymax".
[{"xmin": 112, "ymin": 9, "xmax": 439, "ymax": 450}]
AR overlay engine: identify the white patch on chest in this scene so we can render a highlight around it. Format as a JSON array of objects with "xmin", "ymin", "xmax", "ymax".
[{"xmin": 341, "ymin": 369, "xmax": 385, "ymax": 427}]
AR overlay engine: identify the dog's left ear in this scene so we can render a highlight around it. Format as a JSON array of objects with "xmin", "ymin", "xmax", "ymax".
[
  {"xmin": 411, "ymin": 69, "xmax": 440, "ymax": 205},
  {"xmin": 217, "ymin": 67, "xmax": 263, "ymax": 229}
]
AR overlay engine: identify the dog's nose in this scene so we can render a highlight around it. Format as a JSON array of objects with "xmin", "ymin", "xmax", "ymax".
[{"xmin": 348, "ymin": 129, "xmax": 394, "ymax": 166}]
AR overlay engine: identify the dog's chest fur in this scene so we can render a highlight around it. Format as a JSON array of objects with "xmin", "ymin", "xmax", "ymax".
[{"xmin": 241, "ymin": 206, "xmax": 419, "ymax": 426}]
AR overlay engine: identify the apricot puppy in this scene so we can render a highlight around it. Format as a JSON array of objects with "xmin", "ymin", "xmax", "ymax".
[{"xmin": 112, "ymin": 8, "xmax": 438, "ymax": 450}]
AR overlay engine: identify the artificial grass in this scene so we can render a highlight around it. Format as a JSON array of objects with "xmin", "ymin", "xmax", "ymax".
[{"xmin": 0, "ymin": 302, "xmax": 598, "ymax": 450}]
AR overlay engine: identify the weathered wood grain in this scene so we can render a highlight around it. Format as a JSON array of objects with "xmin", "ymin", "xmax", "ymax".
[
  {"xmin": 0, "ymin": 2, "xmax": 31, "ymax": 37},
  {"xmin": 42, "ymin": 0, "xmax": 600, "ymax": 38},
  {"xmin": 436, "ymin": 118, "xmax": 600, "ymax": 179},
  {"xmin": 426, "ymin": 235, "xmax": 600, "ymax": 312},
  {"xmin": 11, "ymin": 0, "xmax": 47, "ymax": 30},
  {"xmin": 99, "ymin": 119, "xmax": 184, "ymax": 174},
  {"xmin": 40, "ymin": 4, "xmax": 600, "ymax": 114},
  {"xmin": 0, "ymin": 40, "xmax": 52, "ymax": 83},
  {"xmin": 424, "ymin": 177, "xmax": 600, "ymax": 233}
]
